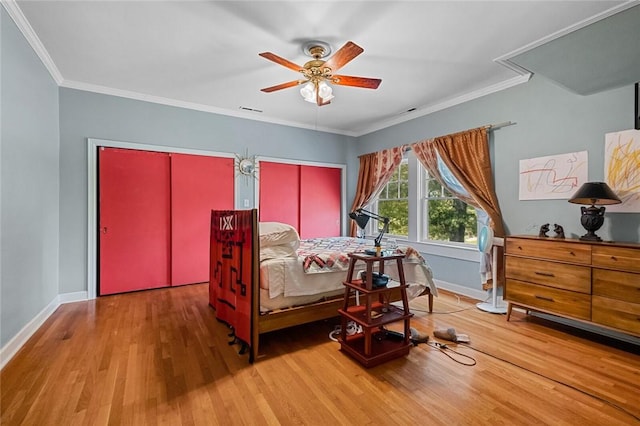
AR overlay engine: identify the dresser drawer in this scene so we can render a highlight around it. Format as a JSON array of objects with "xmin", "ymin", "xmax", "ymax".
[
  {"xmin": 506, "ymin": 238, "xmax": 591, "ymax": 264},
  {"xmin": 593, "ymin": 269, "xmax": 640, "ymax": 304},
  {"xmin": 505, "ymin": 279, "xmax": 591, "ymax": 320},
  {"xmin": 505, "ymin": 256, "xmax": 591, "ymax": 293},
  {"xmin": 592, "ymin": 246, "xmax": 640, "ymax": 273},
  {"xmin": 592, "ymin": 295, "xmax": 640, "ymax": 336}
]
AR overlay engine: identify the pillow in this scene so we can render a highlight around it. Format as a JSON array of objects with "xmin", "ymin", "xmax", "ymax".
[{"xmin": 259, "ymin": 222, "xmax": 300, "ymax": 248}]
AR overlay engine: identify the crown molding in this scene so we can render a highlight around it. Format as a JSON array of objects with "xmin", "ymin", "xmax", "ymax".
[
  {"xmin": 8, "ymin": 0, "xmax": 630, "ymax": 138},
  {"xmin": 358, "ymin": 73, "xmax": 531, "ymax": 137},
  {"xmin": 61, "ymin": 79, "xmax": 356, "ymax": 137},
  {"xmin": 495, "ymin": 1, "xmax": 639, "ymax": 74},
  {"xmin": 1, "ymin": 0, "xmax": 63, "ymax": 84}
]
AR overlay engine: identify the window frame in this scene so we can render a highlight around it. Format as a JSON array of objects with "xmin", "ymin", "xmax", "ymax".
[
  {"xmin": 366, "ymin": 152, "xmax": 479, "ymax": 260},
  {"xmin": 373, "ymin": 158, "xmax": 410, "ymax": 238}
]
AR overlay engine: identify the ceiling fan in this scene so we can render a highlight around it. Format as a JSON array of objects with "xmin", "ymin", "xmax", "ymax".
[{"xmin": 259, "ymin": 40, "xmax": 382, "ymax": 106}]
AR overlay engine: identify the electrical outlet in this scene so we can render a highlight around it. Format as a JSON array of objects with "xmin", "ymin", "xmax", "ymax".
[{"xmin": 243, "ymin": 199, "xmax": 250, "ymax": 207}]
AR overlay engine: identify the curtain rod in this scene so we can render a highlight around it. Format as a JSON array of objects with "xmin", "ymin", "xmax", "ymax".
[
  {"xmin": 360, "ymin": 121, "xmax": 518, "ymax": 157},
  {"xmin": 484, "ymin": 121, "xmax": 516, "ymax": 131},
  {"xmin": 401, "ymin": 121, "xmax": 516, "ymax": 152}
]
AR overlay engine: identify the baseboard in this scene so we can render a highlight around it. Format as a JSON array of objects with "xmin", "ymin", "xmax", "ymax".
[
  {"xmin": 0, "ymin": 296, "xmax": 59, "ymax": 370},
  {"xmin": 0, "ymin": 291, "xmax": 88, "ymax": 370},
  {"xmin": 434, "ymin": 279, "xmax": 486, "ymax": 301},
  {"xmin": 58, "ymin": 291, "xmax": 88, "ymax": 304},
  {"xmin": 530, "ymin": 311, "xmax": 640, "ymax": 346}
]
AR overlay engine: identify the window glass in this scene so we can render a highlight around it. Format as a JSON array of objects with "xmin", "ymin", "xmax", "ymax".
[
  {"xmin": 376, "ymin": 160, "xmax": 409, "ymax": 237},
  {"xmin": 422, "ymin": 169, "xmax": 477, "ymax": 244},
  {"xmin": 368, "ymin": 154, "xmax": 478, "ymax": 246}
]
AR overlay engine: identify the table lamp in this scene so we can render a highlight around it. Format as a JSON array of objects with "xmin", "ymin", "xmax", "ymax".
[
  {"xmin": 349, "ymin": 208, "xmax": 390, "ymax": 255},
  {"xmin": 568, "ymin": 182, "xmax": 621, "ymax": 241}
]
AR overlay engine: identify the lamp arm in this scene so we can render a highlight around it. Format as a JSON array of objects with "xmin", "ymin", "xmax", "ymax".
[
  {"xmin": 373, "ymin": 217, "xmax": 390, "ymax": 247},
  {"xmin": 356, "ymin": 208, "xmax": 388, "ymax": 223},
  {"xmin": 351, "ymin": 208, "xmax": 390, "ymax": 247}
]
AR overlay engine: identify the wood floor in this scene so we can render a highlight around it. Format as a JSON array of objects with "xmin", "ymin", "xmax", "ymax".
[{"xmin": 2, "ymin": 284, "xmax": 639, "ymax": 425}]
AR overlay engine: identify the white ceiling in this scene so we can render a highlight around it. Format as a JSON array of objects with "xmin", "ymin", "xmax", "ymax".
[{"xmin": 6, "ymin": 1, "xmax": 634, "ymax": 136}]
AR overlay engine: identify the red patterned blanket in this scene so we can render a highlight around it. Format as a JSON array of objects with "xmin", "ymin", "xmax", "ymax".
[{"xmin": 298, "ymin": 237, "xmax": 427, "ymax": 274}]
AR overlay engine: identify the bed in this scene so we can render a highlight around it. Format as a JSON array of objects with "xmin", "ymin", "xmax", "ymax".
[{"xmin": 209, "ymin": 209, "xmax": 437, "ymax": 362}]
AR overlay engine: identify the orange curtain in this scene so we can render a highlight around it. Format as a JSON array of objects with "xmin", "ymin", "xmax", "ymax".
[
  {"xmin": 412, "ymin": 127, "xmax": 504, "ymax": 237},
  {"xmin": 349, "ymin": 146, "xmax": 406, "ymax": 237},
  {"xmin": 411, "ymin": 127, "xmax": 505, "ymax": 286}
]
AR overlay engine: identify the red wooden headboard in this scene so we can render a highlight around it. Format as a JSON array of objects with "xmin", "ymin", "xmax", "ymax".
[{"xmin": 209, "ymin": 209, "xmax": 258, "ymax": 360}]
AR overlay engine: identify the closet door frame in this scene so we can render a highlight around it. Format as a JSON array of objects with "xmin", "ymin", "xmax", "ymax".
[
  {"xmin": 87, "ymin": 138, "xmax": 235, "ymax": 300},
  {"xmin": 255, "ymin": 155, "xmax": 347, "ymax": 237}
]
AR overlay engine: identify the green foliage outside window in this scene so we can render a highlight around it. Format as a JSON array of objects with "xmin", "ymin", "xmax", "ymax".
[
  {"xmin": 378, "ymin": 200, "xmax": 409, "ymax": 236},
  {"xmin": 424, "ymin": 177, "xmax": 477, "ymax": 243},
  {"xmin": 427, "ymin": 199, "xmax": 477, "ymax": 243},
  {"xmin": 377, "ymin": 162, "xmax": 409, "ymax": 236},
  {"xmin": 373, "ymin": 159, "xmax": 477, "ymax": 244}
]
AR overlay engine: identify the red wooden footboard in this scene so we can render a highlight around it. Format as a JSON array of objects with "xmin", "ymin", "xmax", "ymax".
[{"xmin": 209, "ymin": 209, "xmax": 258, "ymax": 360}]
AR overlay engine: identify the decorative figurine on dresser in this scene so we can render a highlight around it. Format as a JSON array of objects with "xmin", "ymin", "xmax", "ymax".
[
  {"xmin": 553, "ymin": 224, "xmax": 565, "ymax": 239},
  {"xmin": 538, "ymin": 223, "xmax": 550, "ymax": 238}
]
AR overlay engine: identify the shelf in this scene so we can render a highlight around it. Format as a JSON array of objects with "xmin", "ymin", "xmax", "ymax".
[
  {"xmin": 338, "ymin": 303, "xmax": 412, "ymax": 328},
  {"xmin": 339, "ymin": 251, "xmax": 411, "ymax": 367},
  {"xmin": 338, "ymin": 331, "xmax": 412, "ymax": 368},
  {"xmin": 348, "ymin": 252, "xmax": 405, "ymax": 262},
  {"xmin": 342, "ymin": 280, "xmax": 408, "ymax": 294}
]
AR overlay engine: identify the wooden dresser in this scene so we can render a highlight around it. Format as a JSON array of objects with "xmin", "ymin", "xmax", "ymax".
[{"xmin": 504, "ymin": 235, "xmax": 640, "ymax": 337}]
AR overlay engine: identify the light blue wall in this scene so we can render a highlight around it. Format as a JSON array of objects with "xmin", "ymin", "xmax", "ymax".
[
  {"xmin": 1, "ymin": 8, "xmax": 60, "ymax": 348},
  {"xmin": 355, "ymin": 76, "xmax": 639, "ymax": 288},
  {"xmin": 58, "ymin": 88, "xmax": 354, "ymax": 294},
  {"xmin": 3, "ymin": 2, "xmax": 640, "ymax": 349}
]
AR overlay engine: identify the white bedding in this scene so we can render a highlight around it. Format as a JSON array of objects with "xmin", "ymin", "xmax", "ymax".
[
  {"xmin": 260, "ymin": 256, "xmax": 352, "ymax": 298},
  {"xmin": 258, "ymin": 239, "xmax": 438, "ymax": 312}
]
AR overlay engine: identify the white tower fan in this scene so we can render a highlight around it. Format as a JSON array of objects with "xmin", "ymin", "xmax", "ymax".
[{"xmin": 476, "ymin": 225, "xmax": 507, "ymax": 314}]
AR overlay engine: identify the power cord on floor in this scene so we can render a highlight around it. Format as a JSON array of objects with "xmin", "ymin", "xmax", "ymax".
[
  {"xmin": 328, "ymin": 321, "xmax": 362, "ymax": 342},
  {"xmin": 459, "ymin": 342, "xmax": 640, "ymax": 423},
  {"xmin": 426, "ymin": 341, "xmax": 476, "ymax": 366}
]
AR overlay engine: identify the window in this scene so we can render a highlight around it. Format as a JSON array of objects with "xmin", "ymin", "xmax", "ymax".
[
  {"xmin": 370, "ymin": 154, "xmax": 477, "ymax": 246},
  {"xmin": 422, "ymin": 168, "xmax": 477, "ymax": 245},
  {"xmin": 376, "ymin": 160, "xmax": 408, "ymax": 236}
]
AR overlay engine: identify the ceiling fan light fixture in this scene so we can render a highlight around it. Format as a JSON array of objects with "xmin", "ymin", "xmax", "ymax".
[
  {"xmin": 300, "ymin": 82, "xmax": 316, "ymax": 102},
  {"xmin": 260, "ymin": 40, "xmax": 380, "ymax": 106},
  {"xmin": 318, "ymin": 81, "xmax": 333, "ymax": 98},
  {"xmin": 300, "ymin": 80, "xmax": 334, "ymax": 103}
]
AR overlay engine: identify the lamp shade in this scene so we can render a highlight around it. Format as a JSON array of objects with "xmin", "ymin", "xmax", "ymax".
[
  {"xmin": 568, "ymin": 182, "xmax": 621, "ymax": 205},
  {"xmin": 349, "ymin": 211, "xmax": 370, "ymax": 229}
]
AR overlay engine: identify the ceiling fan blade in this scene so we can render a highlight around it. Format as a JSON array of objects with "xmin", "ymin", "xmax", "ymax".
[
  {"xmin": 260, "ymin": 80, "xmax": 304, "ymax": 93},
  {"xmin": 323, "ymin": 41, "xmax": 364, "ymax": 73},
  {"xmin": 331, "ymin": 75, "xmax": 382, "ymax": 89},
  {"xmin": 259, "ymin": 52, "xmax": 304, "ymax": 73}
]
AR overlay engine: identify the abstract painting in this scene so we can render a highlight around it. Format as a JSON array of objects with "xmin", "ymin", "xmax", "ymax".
[
  {"xmin": 519, "ymin": 151, "xmax": 588, "ymax": 200},
  {"xmin": 605, "ymin": 129, "xmax": 640, "ymax": 213}
]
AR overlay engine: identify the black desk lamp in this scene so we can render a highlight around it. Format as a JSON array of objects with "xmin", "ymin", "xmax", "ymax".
[
  {"xmin": 568, "ymin": 182, "xmax": 621, "ymax": 241},
  {"xmin": 349, "ymin": 208, "xmax": 390, "ymax": 255}
]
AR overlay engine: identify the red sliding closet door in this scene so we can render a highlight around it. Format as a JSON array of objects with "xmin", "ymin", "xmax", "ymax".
[
  {"xmin": 99, "ymin": 148, "xmax": 171, "ymax": 295},
  {"xmin": 171, "ymin": 153, "xmax": 234, "ymax": 286},
  {"xmin": 259, "ymin": 161, "xmax": 342, "ymax": 239},
  {"xmin": 300, "ymin": 165, "xmax": 341, "ymax": 238},
  {"xmin": 259, "ymin": 161, "xmax": 300, "ymax": 229}
]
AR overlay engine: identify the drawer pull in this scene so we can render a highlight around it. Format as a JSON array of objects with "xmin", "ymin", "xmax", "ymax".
[
  {"xmin": 535, "ymin": 295, "xmax": 554, "ymax": 302},
  {"xmin": 610, "ymin": 256, "xmax": 617, "ymax": 261},
  {"xmin": 569, "ymin": 251, "xmax": 575, "ymax": 256},
  {"xmin": 534, "ymin": 271, "xmax": 555, "ymax": 277}
]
